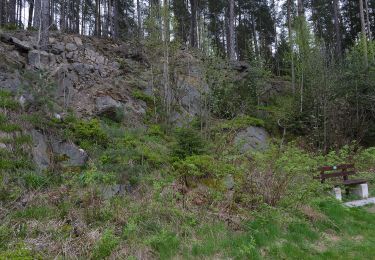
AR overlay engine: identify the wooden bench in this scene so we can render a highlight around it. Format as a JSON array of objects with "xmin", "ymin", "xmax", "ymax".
[{"xmin": 314, "ymin": 164, "xmax": 368, "ymax": 200}]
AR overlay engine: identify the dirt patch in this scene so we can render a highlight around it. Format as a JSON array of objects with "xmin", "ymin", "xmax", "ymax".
[
  {"xmin": 365, "ymin": 205, "xmax": 375, "ymax": 213},
  {"xmin": 300, "ymin": 205, "xmax": 327, "ymax": 222}
]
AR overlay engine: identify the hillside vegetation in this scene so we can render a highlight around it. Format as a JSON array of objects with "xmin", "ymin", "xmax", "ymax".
[{"xmin": 0, "ymin": 26, "xmax": 375, "ymax": 259}]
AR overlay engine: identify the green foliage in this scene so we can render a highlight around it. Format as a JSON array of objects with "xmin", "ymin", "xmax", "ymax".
[
  {"xmin": 78, "ymin": 166, "xmax": 116, "ymax": 186},
  {"xmin": 68, "ymin": 118, "xmax": 109, "ymax": 147},
  {"xmin": 173, "ymin": 155, "xmax": 234, "ymax": 184},
  {"xmin": 0, "ymin": 90, "xmax": 20, "ymax": 110},
  {"xmin": 172, "ymin": 127, "xmax": 206, "ymax": 159},
  {"xmin": 0, "ymin": 245, "xmax": 37, "ymax": 260},
  {"xmin": 22, "ymin": 172, "xmax": 49, "ymax": 190},
  {"xmin": 14, "ymin": 206, "xmax": 55, "ymax": 220},
  {"xmin": 132, "ymin": 89, "xmax": 154, "ymax": 104},
  {"xmin": 91, "ymin": 229, "xmax": 119, "ymax": 260},
  {"xmin": 145, "ymin": 229, "xmax": 179, "ymax": 259},
  {"xmin": 215, "ymin": 116, "xmax": 265, "ymax": 131},
  {"xmin": 0, "ymin": 225, "xmax": 11, "ymax": 249},
  {"xmin": 0, "ymin": 123, "xmax": 22, "ymax": 132}
]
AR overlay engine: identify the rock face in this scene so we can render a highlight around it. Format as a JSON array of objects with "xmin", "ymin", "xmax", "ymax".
[
  {"xmin": 31, "ymin": 130, "xmax": 88, "ymax": 170},
  {"xmin": 28, "ymin": 50, "xmax": 55, "ymax": 69},
  {"xmin": 234, "ymin": 126, "xmax": 269, "ymax": 153},
  {"xmin": 171, "ymin": 51, "xmax": 209, "ymax": 125},
  {"xmin": 31, "ymin": 130, "xmax": 51, "ymax": 170},
  {"xmin": 95, "ymin": 96, "xmax": 123, "ymax": 119},
  {"xmin": 51, "ymin": 140, "xmax": 88, "ymax": 168}
]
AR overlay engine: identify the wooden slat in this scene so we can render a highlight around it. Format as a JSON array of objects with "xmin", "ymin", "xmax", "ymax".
[
  {"xmin": 318, "ymin": 164, "xmax": 355, "ymax": 172},
  {"xmin": 320, "ymin": 171, "xmax": 356, "ymax": 179},
  {"xmin": 315, "ymin": 171, "xmax": 356, "ymax": 180},
  {"xmin": 340, "ymin": 179, "xmax": 367, "ymax": 185}
]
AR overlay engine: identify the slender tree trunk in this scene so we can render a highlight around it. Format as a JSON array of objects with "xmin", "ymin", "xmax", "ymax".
[
  {"xmin": 113, "ymin": 0, "xmax": 119, "ymax": 39},
  {"xmin": 359, "ymin": 0, "xmax": 369, "ymax": 67},
  {"xmin": 297, "ymin": 0, "xmax": 303, "ymax": 17},
  {"xmin": 163, "ymin": 0, "xmax": 170, "ymax": 43},
  {"xmin": 40, "ymin": 0, "xmax": 50, "ymax": 50},
  {"xmin": 190, "ymin": 0, "xmax": 197, "ymax": 47},
  {"xmin": 287, "ymin": 0, "xmax": 295, "ymax": 93},
  {"xmin": 34, "ymin": 0, "xmax": 41, "ymax": 28},
  {"xmin": 59, "ymin": 0, "xmax": 65, "ymax": 31},
  {"xmin": 8, "ymin": 0, "xmax": 17, "ymax": 25},
  {"xmin": 228, "ymin": 0, "xmax": 236, "ymax": 60},
  {"xmin": 137, "ymin": 0, "xmax": 142, "ymax": 38},
  {"xmin": 75, "ymin": 0, "xmax": 80, "ymax": 33},
  {"xmin": 0, "ymin": 0, "xmax": 4, "ymax": 26},
  {"xmin": 333, "ymin": 0, "xmax": 342, "ymax": 58},
  {"xmin": 364, "ymin": 0, "xmax": 374, "ymax": 63},
  {"xmin": 251, "ymin": 13, "xmax": 258, "ymax": 57},
  {"xmin": 95, "ymin": 0, "xmax": 101, "ymax": 36},
  {"xmin": 28, "ymin": 0, "xmax": 34, "ymax": 28}
]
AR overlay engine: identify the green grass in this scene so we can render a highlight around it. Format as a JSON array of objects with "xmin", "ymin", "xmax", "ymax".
[{"xmin": 0, "ymin": 90, "xmax": 20, "ymax": 110}]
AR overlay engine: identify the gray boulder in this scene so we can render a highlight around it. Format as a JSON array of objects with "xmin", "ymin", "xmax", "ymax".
[
  {"xmin": 51, "ymin": 42, "xmax": 65, "ymax": 54},
  {"xmin": 234, "ymin": 126, "xmax": 269, "ymax": 153},
  {"xmin": 10, "ymin": 37, "xmax": 32, "ymax": 51},
  {"xmin": 31, "ymin": 130, "xmax": 50, "ymax": 170},
  {"xmin": 100, "ymin": 185, "xmax": 127, "ymax": 199},
  {"xmin": 28, "ymin": 50, "xmax": 54, "ymax": 69},
  {"xmin": 51, "ymin": 140, "xmax": 88, "ymax": 167},
  {"xmin": 65, "ymin": 43, "xmax": 78, "ymax": 52},
  {"xmin": 95, "ymin": 96, "xmax": 123, "ymax": 119}
]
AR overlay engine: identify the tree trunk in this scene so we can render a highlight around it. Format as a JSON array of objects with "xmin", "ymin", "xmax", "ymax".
[
  {"xmin": 0, "ymin": 0, "xmax": 4, "ymax": 26},
  {"xmin": 364, "ymin": 0, "xmax": 374, "ymax": 63},
  {"xmin": 297, "ymin": 0, "xmax": 303, "ymax": 17},
  {"xmin": 228, "ymin": 0, "xmax": 235, "ymax": 60},
  {"xmin": 113, "ymin": 0, "xmax": 119, "ymax": 39},
  {"xmin": 333, "ymin": 0, "xmax": 342, "ymax": 58},
  {"xmin": 59, "ymin": 0, "xmax": 65, "ymax": 32},
  {"xmin": 190, "ymin": 0, "xmax": 197, "ymax": 47},
  {"xmin": 137, "ymin": 0, "xmax": 142, "ymax": 38},
  {"xmin": 163, "ymin": 0, "xmax": 170, "ymax": 43},
  {"xmin": 95, "ymin": 0, "xmax": 101, "ymax": 36},
  {"xmin": 8, "ymin": 0, "xmax": 17, "ymax": 25},
  {"xmin": 40, "ymin": 0, "xmax": 50, "ymax": 50},
  {"xmin": 359, "ymin": 0, "xmax": 369, "ymax": 67},
  {"xmin": 34, "ymin": 0, "xmax": 41, "ymax": 29},
  {"xmin": 28, "ymin": 0, "xmax": 34, "ymax": 29},
  {"xmin": 287, "ymin": 0, "xmax": 295, "ymax": 93}
]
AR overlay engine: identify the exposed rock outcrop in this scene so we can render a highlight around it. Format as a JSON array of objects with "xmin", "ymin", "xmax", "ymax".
[{"xmin": 234, "ymin": 126, "xmax": 269, "ymax": 153}]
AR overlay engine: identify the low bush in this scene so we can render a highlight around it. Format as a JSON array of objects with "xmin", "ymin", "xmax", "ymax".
[
  {"xmin": 172, "ymin": 127, "xmax": 207, "ymax": 159},
  {"xmin": 91, "ymin": 229, "xmax": 119, "ymax": 260}
]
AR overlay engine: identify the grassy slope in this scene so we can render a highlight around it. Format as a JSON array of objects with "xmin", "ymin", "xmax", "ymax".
[{"xmin": 1, "ymin": 90, "xmax": 375, "ymax": 259}]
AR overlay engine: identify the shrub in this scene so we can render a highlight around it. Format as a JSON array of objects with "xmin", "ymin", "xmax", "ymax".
[
  {"xmin": 145, "ymin": 229, "xmax": 179, "ymax": 259},
  {"xmin": 78, "ymin": 166, "xmax": 116, "ymax": 186},
  {"xmin": 23, "ymin": 172, "xmax": 49, "ymax": 190},
  {"xmin": 173, "ymin": 155, "xmax": 235, "ymax": 187},
  {"xmin": 69, "ymin": 119, "xmax": 109, "ymax": 147},
  {"xmin": 0, "ymin": 123, "xmax": 22, "ymax": 132},
  {"xmin": 91, "ymin": 229, "xmax": 119, "ymax": 260},
  {"xmin": 132, "ymin": 89, "xmax": 154, "ymax": 104},
  {"xmin": 14, "ymin": 206, "xmax": 55, "ymax": 220},
  {"xmin": 215, "ymin": 116, "xmax": 265, "ymax": 131},
  {"xmin": 172, "ymin": 127, "xmax": 206, "ymax": 159},
  {"xmin": 0, "ymin": 90, "xmax": 19, "ymax": 110}
]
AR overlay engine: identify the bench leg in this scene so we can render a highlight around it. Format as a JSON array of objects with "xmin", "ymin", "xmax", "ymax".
[
  {"xmin": 332, "ymin": 187, "xmax": 342, "ymax": 201},
  {"xmin": 353, "ymin": 183, "xmax": 369, "ymax": 199}
]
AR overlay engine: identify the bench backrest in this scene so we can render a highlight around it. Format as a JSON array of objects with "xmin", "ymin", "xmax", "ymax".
[{"xmin": 315, "ymin": 164, "xmax": 356, "ymax": 183}]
